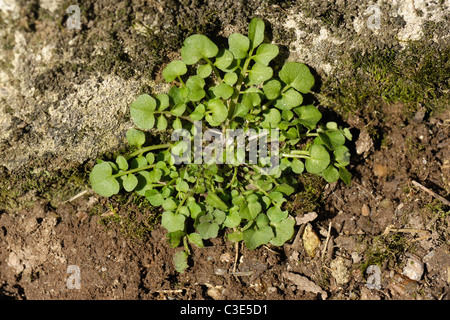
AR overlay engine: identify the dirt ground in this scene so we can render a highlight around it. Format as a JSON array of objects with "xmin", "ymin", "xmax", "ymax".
[
  {"xmin": 0, "ymin": 0, "xmax": 449, "ymax": 300},
  {"xmin": 1, "ymin": 106, "xmax": 448, "ymax": 300}
]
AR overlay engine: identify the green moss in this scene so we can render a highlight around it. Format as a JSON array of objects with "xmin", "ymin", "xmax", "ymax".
[{"xmin": 320, "ymin": 42, "xmax": 450, "ymax": 119}]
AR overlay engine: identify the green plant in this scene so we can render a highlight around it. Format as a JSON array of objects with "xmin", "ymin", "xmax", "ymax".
[{"xmin": 89, "ymin": 18, "xmax": 352, "ymax": 272}]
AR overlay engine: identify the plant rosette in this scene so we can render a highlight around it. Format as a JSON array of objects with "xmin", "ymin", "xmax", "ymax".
[{"xmin": 90, "ymin": 18, "xmax": 352, "ymax": 272}]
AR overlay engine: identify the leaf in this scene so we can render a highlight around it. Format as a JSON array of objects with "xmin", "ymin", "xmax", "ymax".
[
  {"xmin": 207, "ymin": 98, "xmax": 228, "ymax": 124},
  {"xmin": 322, "ymin": 165, "xmax": 339, "ymax": 183},
  {"xmin": 294, "ymin": 105, "xmax": 322, "ymax": 130},
  {"xmin": 130, "ymin": 94, "xmax": 156, "ymax": 130},
  {"xmin": 243, "ymin": 226, "xmax": 274, "ymax": 250},
  {"xmin": 248, "ymin": 63, "xmax": 273, "ymax": 85},
  {"xmin": 228, "ymin": 230, "xmax": 244, "ymax": 243},
  {"xmin": 90, "ymin": 162, "xmax": 120, "ymax": 197},
  {"xmin": 122, "ymin": 173, "xmax": 138, "ymax": 192},
  {"xmin": 176, "ymin": 180, "xmax": 189, "ymax": 193},
  {"xmin": 145, "ymin": 189, "xmax": 164, "ymax": 206},
  {"xmin": 228, "ymin": 33, "xmax": 250, "ymax": 59},
  {"xmin": 267, "ymin": 206, "xmax": 288, "ymax": 223},
  {"xmin": 186, "ymin": 75, "xmax": 206, "ymax": 102},
  {"xmin": 205, "ymin": 193, "xmax": 229, "ymax": 211},
  {"xmin": 161, "ymin": 210, "xmax": 186, "ymax": 232},
  {"xmin": 223, "ymin": 72, "xmax": 238, "ymax": 85},
  {"xmin": 188, "ymin": 201, "xmax": 203, "ymax": 219},
  {"xmin": 166, "ymin": 230, "xmax": 185, "ymax": 248},
  {"xmin": 261, "ymin": 108, "xmax": 281, "ymax": 129},
  {"xmin": 197, "ymin": 64, "xmax": 212, "ymax": 78},
  {"xmin": 214, "ymin": 49, "xmax": 234, "ymax": 71},
  {"xmin": 223, "ymin": 209, "xmax": 241, "ymax": 228},
  {"xmin": 305, "ymin": 144, "xmax": 330, "ymax": 174},
  {"xmin": 189, "ymin": 104, "xmax": 205, "ymax": 121},
  {"xmin": 291, "ymin": 158, "xmax": 304, "ymax": 174},
  {"xmin": 211, "ymin": 83, "xmax": 234, "ymax": 100},
  {"xmin": 162, "ymin": 60, "xmax": 187, "ymax": 82},
  {"xmin": 181, "ymin": 34, "xmax": 219, "ymax": 65},
  {"xmin": 263, "ymin": 79, "xmax": 281, "ymax": 100},
  {"xmin": 239, "ymin": 201, "xmax": 262, "ymax": 220},
  {"xmin": 274, "ymin": 88, "xmax": 303, "ymax": 111},
  {"xmin": 334, "ymin": 145, "xmax": 350, "ymax": 167},
  {"xmin": 162, "ymin": 198, "xmax": 178, "ymax": 211},
  {"xmin": 187, "ymin": 233, "xmax": 204, "ymax": 248},
  {"xmin": 126, "ymin": 128, "xmax": 146, "ymax": 147},
  {"xmin": 173, "ymin": 250, "xmax": 189, "ymax": 273},
  {"xmin": 116, "ymin": 155, "xmax": 128, "ymax": 171},
  {"xmin": 197, "ymin": 221, "xmax": 219, "ymax": 239},
  {"xmin": 156, "ymin": 93, "xmax": 170, "ymax": 111},
  {"xmin": 273, "ymin": 183, "xmax": 295, "ymax": 196},
  {"xmin": 270, "ymin": 216, "xmax": 295, "ymax": 246},
  {"xmin": 156, "ymin": 114, "xmax": 168, "ymax": 130},
  {"xmin": 248, "ymin": 17, "xmax": 265, "ymax": 50},
  {"xmin": 233, "ymin": 93, "xmax": 260, "ymax": 118},
  {"xmin": 135, "ymin": 171, "xmax": 152, "ymax": 196},
  {"xmin": 279, "ymin": 62, "xmax": 315, "ymax": 94},
  {"xmin": 317, "ymin": 131, "xmax": 345, "ymax": 149},
  {"xmin": 252, "ymin": 43, "xmax": 278, "ymax": 66},
  {"xmin": 339, "ymin": 167, "xmax": 352, "ymax": 185},
  {"xmin": 171, "ymin": 103, "xmax": 186, "ymax": 117}
]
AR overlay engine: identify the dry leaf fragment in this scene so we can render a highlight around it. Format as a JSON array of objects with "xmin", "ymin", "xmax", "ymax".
[
  {"xmin": 302, "ymin": 223, "xmax": 321, "ymax": 258},
  {"xmin": 282, "ymin": 271, "xmax": 327, "ymax": 300}
]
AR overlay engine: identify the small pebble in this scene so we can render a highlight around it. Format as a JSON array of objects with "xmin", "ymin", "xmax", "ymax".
[
  {"xmin": 361, "ymin": 204, "xmax": 370, "ymax": 216},
  {"xmin": 402, "ymin": 255, "xmax": 424, "ymax": 281}
]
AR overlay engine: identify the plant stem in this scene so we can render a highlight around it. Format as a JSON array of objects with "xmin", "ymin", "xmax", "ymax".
[
  {"xmin": 248, "ymin": 178, "xmax": 270, "ymax": 197},
  {"xmin": 204, "ymin": 57, "xmax": 222, "ymax": 84},
  {"xmin": 225, "ymin": 166, "xmax": 238, "ymax": 189},
  {"xmin": 125, "ymin": 143, "xmax": 172, "ymax": 160},
  {"xmin": 113, "ymin": 163, "xmax": 157, "ymax": 178},
  {"xmin": 281, "ymin": 153, "xmax": 310, "ymax": 159}
]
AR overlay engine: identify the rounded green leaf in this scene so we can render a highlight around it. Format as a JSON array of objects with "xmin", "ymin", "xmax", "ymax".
[
  {"xmin": 252, "ymin": 43, "xmax": 279, "ymax": 66},
  {"xmin": 181, "ymin": 34, "xmax": 219, "ymax": 65},
  {"xmin": 279, "ymin": 62, "xmax": 315, "ymax": 94},
  {"xmin": 305, "ymin": 144, "xmax": 330, "ymax": 174},
  {"xmin": 122, "ymin": 173, "xmax": 138, "ymax": 192},
  {"xmin": 90, "ymin": 162, "xmax": 120, "ymax": 197},
  {"xmin": 267, "ymin": 206, "xmax": 288, "ymax": 223},
  {"xmin": 189, "ymin": 104, "xmax": 206, "ymax": 121},
  {"xmin": 214, "ymin": 49, "xmax": 234, "ymax": 71},
  {"xmin": 187, "ymin": 233, "xmax": 204, "ymax": 248},
  {"xmin": 263, "ymin": 79, "xmax": 281, "ymax": 100},
  {"xmin": 157, "ymin": 114, "xmax": 168, "ymax": 130},
  {"xmin": 322, "ymin": 165, "xmax": 339, "ymax": 183},
  {"xmin": 176, "ymin": 180, "xmax": 189, "ymax": 193},
  {"xmin": 162, "ymin": 210, "xmax": 186, "ymax": 232},
  {"xmin": 223, "ymin": 72, "xmax": 238, "ymax": 85},
  {"xmin": 248, "ymin": 17, "xmax": 265, "ymax": 50},
  {"xmin": 162, "ymin": 60, "xmax": 187, "ymax": 82},
  {"xmin": 162, "ymin": 198, "xmax": 178, "ymax": 211},
  {"xmin": 261, "ymin": 108, "xmax": 281, "ymax": 128},
  {"xmin": 186, "ymin": 75, "xmax": 206, "ymax": 102},
  {"xmin": 156, "ymin": 93, "xmax": 170, "ymax": 111},
  {"xmin": 211, "ymin": 83, "xmax": 234, "ymax": 100},
  {"xmin": 207, "ymin": 99, "xmax": 228, "ymax": 124},
  {"xmin": 173, "ymin": 250, "xmax": 189, "ymax": 273},
  {"xmin": 197, "ymin": 221, "xmax": 219, "ymax": 239},
  {"xmin": 145, "ymin": 189, "xmax": 164, "ymax": 206},
  {"xmin": 116, "ymin": 155, "xmax": 128, "ymax": 171},
  {"xmin": 130, "ymin": 94, "xmax": 156, "ymax": 130},
  {"xmin": 205, "ymin": 192, "xmax": 228, "ymax": 211},
  {"xmin": 291, "ymin": 158, "xmax": 304, "ymax": 174},
  {"xmin": 294, "ymin": 105, "xmax": 322, "ymax": 130},
  {"xmin": 197, "ymin": 64, "xmax": 212, "ymax": 78},
  {"xmin": 274, "ymin": 88, "xmax": 303, "ymax": 111},
  {"xmin": 339, "ymin": 167, "xmax": 352, "ymax": 185},
  {"xmin": 228, "ymin": 33, "xmax": 250, "ymax": 59},
  {"xmin": 270, "ymin": 216, "xmax": 295, "ymax": 246},
  {"xmin": 243, "ymin": 226, "xmax": 274, "ymax": 250},
  {"xmin": 126, "ymin": 128, "xmax": 146, "ymax": 147},
  {"xmin": 334, "ymin": 145, "xmax": 350, "ymax": 167},
  {"xmin": 248, "ymin": 63, "xmax": 273, "ymax": 85}
]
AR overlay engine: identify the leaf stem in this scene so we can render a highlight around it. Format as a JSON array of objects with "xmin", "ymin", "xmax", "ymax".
[
  {"xmin": 125, "ymin": 143, "xmax": 173, "ymax": 160},
  {"xmin": 112, "ymin": 163, "xmax": 157, "ymax": 178},
  {"xmin": 281, "ymin": 153, "xmax": 310, "ymax": 159},
  {"xmin": 204, "ymin": 57, "xmax": 222, "ymax": 84}
]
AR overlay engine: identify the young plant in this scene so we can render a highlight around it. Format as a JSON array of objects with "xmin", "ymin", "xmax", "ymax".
[{"xmin": 90, "ymin": 18, "xmax": 352, "ymax": 272}]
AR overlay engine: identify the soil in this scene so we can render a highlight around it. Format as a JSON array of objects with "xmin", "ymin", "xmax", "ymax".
[
  {"xmin": 1, "ymin": 106, "xmax": 448, "ymax": 300},
  {"xmin": 0, "ymin": 0, "xmax": 449, "ymax": 300}
]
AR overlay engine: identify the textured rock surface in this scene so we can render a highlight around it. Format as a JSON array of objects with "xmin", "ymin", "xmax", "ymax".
[{"xmin": 0, "ymin": 0, "xmax": 448, "ymax": 172}]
